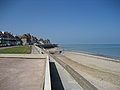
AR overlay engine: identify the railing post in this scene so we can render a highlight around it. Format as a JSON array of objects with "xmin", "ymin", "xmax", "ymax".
[{"xmin": 44, "ymin": 55, "xmax": 51, "ymax": 90}]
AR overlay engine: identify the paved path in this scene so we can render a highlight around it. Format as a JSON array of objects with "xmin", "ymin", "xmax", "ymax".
[
  {"xmin": 31, "ymin": 45, "xmax": 39, "ymax": 54},
  {"xmin": 0, "ymin": 46, "xmax": 20, "ymax": 49},
  {"xmin": 0, "ymin": 58, "xmax": 45, "ymax": 90},
  {"xmin": 0, "ymin": 45, "xmax": 46, "ymax": 90}
]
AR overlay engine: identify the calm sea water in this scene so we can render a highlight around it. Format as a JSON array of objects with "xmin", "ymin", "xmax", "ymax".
[{"xmin": 60, "ymin": 44, "xmax": 120, "ymax": 59}]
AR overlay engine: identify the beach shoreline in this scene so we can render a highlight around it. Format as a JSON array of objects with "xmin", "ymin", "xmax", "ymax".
[
  {"xmin": 63, "ymin": 50, "xmax": 120, "ymax": 62},
  {"xmin": 62, "ymin": 51, "xmax": 120, "ymax": 90},
  {"xmin": 63, "ymin": 51, "xmax": 120, "ymax": 72}
]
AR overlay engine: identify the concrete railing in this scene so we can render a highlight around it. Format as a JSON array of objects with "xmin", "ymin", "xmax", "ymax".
[
  {"xmin": 35, "ymin": 45, "xmax": 44, "ymax": 54},
  {"xmin": 35, "ymin": 45, "xmax": 97, "ymax": 90},
  {"xmin": 34, "ymin": 45, "xmax": 51, "ymax": 90},
  {"xmin": 34, "ymin": 45, "xmax": 41, "ymax": 53},
  {"xmin": 44, "ymin": 55, "xmax": 51, "ymax": 90}
]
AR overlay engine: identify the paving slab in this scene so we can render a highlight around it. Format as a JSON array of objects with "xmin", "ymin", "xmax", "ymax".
[
  {"xmin": 0, "ymin": 58, "xmax": 46, "ymax": 90},
  {"xmin": 31, "ymin": 45, "xmax": 40, "ymax": 54}
]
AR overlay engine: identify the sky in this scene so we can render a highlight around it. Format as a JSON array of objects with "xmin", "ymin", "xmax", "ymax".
[{"xmin": 0, "ymin": 0, "xmax": 120, "ymax": 44}]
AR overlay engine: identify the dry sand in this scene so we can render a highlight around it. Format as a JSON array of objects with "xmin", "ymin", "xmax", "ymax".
[{"xmin": 60, "ymin": 51, "xmax": 120, "ymax": 90}]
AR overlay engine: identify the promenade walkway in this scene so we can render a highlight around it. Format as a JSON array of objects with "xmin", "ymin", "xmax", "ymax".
[
  {"xmin": 31, "ymin": 45, "xmax": 39, "ymax": 54},
  {"xmin": 33, "ymin": 45, "xmax": 83, "ymax": 90},
  {"xmin": 0, "ymin": 45, "xmax": 46, "ymax": 90},
  {"xmin": 0, "ymin": 46, "xmax": 20, "ymax": 49}
]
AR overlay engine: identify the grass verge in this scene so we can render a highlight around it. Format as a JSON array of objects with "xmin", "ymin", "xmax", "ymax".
[{"xmin": 0, "ymin": 46, "xmax": 31, "ymax": 54}]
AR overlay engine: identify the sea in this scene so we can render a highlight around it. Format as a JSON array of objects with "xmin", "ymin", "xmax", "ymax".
[{"xmin": 60, "ymin": 44, "xmax": 120, "ymax": 60}]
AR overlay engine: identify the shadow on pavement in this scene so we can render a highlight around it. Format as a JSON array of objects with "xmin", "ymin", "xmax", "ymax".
[{"xmin": 50, "ymin": 62, "xmax": 64, "ymax": 90}]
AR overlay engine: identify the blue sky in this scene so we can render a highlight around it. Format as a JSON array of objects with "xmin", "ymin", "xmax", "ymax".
[{"xmin": 0, "ymin": 0, "xmax": 120, "ymax": 44}]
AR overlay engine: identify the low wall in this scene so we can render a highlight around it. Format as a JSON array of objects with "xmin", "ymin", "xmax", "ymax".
[
  {"xmin": 0, "ymin": 54, "xmax": 46, "ymax": 59},
  {"xmin": 44, "ymin": 55, "xmax": 51, "ymax": 90},
  {"xmin": 34, "ymin": 45, "xmax": 51, "ymax": 90}
]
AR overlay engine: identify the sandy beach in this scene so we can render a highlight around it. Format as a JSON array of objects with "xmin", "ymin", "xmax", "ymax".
[{"xmin": 61, "ymin": 51, "xmax": 120, "ymax": 90}]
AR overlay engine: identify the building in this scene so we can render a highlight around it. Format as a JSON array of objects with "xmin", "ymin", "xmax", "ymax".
[
  {"xmin": 0, "ymin": 31, "xmax": 22, "ymax": 47},
  {"xmin": 20, "ymin": 34, "xmax": 29, "ymax": 45}
]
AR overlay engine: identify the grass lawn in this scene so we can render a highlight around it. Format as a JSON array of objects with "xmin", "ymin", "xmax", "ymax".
[{"xmin": 0, "ymin": 46, "xmax": 31, "ymax": 54}]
